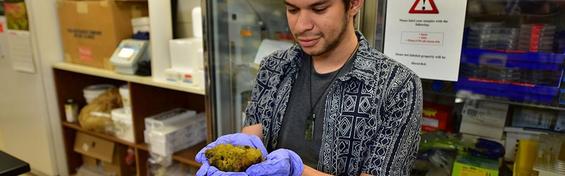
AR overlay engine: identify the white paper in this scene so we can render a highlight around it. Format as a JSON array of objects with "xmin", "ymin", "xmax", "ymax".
[
  {"xmin": 384, "ymin": 0, "xmax": 468, "ymax": 81},
  {"xmin": 7, "ymin": 30, "xmax": 35, "ymax": 73}
]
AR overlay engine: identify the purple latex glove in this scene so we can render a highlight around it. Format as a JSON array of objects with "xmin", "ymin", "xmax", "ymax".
[
  {"xmin": 245, "ymin": 149, "xmax": 304, "ymax": 176},
  {"xmin": 195, "ymin": 133, "xmax": 268, "ymax": 176},
  {"xmin": 196, "ymin": 162, "xmax": 249, "ymax": 176}
]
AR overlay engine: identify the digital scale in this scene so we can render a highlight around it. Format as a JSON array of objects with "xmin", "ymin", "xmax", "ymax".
[{"xmin": 110, "ymin": 39, "xmax": 149, "ymax": 75}]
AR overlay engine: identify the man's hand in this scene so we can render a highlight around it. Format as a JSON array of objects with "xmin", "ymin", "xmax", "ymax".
[
  {"xmin": 246, "ymin": 149, "xmax": 304, "ymax": 176},
  {"xmin": 242, "ymin": 124, "xmax": 263, "ymax": 138},
  {"xmin": 302, "ymin": 165, "xmax": 331, "ymax": 176}
]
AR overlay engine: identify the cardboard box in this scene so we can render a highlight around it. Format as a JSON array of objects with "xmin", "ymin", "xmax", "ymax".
[
  {"xmin": 58, "ymin": 0, "xmax": 147, "ymax": 69},
  {"xmin": 74, "ymin": 132, "xmax": 132, "ymax": 176},
  {"xmin": 422, "ymin": 102, "xmax": 452, "ymax": 132}
]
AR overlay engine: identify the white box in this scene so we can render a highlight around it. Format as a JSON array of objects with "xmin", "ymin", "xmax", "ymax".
[
  {"xmin": 111, "ymin": 108, "xmax": 134, "ymax": 142},
  {"xmin": 145, "ymin": 108, "xmax": 196, "ymax": 131},
  {"xmin": 163, "ymin": 68, "xmax": 205, "ymax": 88},
  {"xmin": 144, "ymin": 108, "xmax": 196, "ymax": 143},
  {"xmin": 460, "ymin": 101, "xmax": 509, "ymax": 139},
  {"xmin": 169, "ymin": 38, "xmax": 203, "ymax": 70},
  {"xmin": 147, "ymin": 113, "xmax": 206, "ymax": 156}
]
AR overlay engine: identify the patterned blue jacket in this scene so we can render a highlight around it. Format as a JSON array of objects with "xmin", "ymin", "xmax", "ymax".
[{"xmin": 244, "ymin": 32, "xmax": 423, "ymax": 175}]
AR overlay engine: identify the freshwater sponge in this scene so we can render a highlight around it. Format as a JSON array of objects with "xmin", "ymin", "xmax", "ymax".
[{"xmin": 205, "ymin": 144, "xmax": 263, "ymax": 172}]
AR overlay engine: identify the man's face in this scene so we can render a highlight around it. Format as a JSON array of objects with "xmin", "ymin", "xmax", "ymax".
[{"xmin": 285, "ymin": 0, "xmax": 350, "ymax": 56}]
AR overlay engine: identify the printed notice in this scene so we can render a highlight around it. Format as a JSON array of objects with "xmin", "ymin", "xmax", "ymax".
[
  {"xmin": 7, "ymin": 30, "xmax": 35, "ymax": 73},
  {"xmin": 384, "ymin": 0, "xmax": 468, "ymax": 81}
]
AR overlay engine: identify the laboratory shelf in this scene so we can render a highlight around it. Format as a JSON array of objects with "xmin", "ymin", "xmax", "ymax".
[
  {"xmin": 136, "ymin": 143, "xmax": 205, "ymax": 168},
  {"xmin": 54, "ymin": 62, "xmax": 210, "ymax": 175},
  {"xmin": 62, "ymin": 122, "xmax": 137, "ymax": 148},
  {"xmin": 63, "ymin": 122, "xmax": 204, "ymax": 168},
  {"xmin": 53, "ymin": 62, "xmax": 205, "ymax": 95}
]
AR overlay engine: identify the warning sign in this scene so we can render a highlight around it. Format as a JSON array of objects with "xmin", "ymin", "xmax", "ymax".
[
  {"xmin": 385, "ymin": 0, "xmax": 468, "ymax": 81},
  {"xmin": 409, "ymin": 0, "xmax": 439, "ymax": 14}
]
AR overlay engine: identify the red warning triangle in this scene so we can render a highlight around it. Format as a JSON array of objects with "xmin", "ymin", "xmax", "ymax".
[{"xmin": 409, "ymin": 0, "xmax": 439, "ymax": 14}]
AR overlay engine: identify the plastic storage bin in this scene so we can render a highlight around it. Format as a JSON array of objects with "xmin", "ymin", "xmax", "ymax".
[
  {"xmin": 83, "ymin": 84, "xmax": 116, "ymax": 103},
  {"xmin": 457, "ymin": 48, "xmax": 565, "ymax": 105},
  {"xmin": 111, "ymin": 108, "xmax": 134, "ymax": 142}
]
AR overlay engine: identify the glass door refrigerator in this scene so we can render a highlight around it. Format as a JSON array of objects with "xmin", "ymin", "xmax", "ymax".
[
  {"xmin": 202, "ymin": 0, "xmax": 379, "ymax": 138},
  {"xmin": 203, "ymin": 0, "xmax": 291, "ymax": 137}
]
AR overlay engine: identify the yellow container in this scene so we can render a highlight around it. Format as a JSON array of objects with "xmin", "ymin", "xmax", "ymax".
[{"xmin": 513, "ymin": 139, "xmax": 539, "ymax": 176}]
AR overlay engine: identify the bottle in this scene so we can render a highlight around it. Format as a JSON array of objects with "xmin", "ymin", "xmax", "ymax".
[{"xmin": 64, "ymin": 99, "xmax": 79, "ymax": 123}]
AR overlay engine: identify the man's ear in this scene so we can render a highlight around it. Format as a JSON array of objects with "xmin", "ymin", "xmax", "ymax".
[{"xmin": 349, "ymin": 0, "xmax": 364, "ymax": 17}]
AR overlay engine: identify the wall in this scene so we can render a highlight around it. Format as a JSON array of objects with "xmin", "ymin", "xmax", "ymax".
[
  {"xmin": 0, "ymin": 0, "xmax": 66, "ymax": 175},
  {"xmin": 0, "ymin": 132, "xmax": 4, "ymax": 150}
]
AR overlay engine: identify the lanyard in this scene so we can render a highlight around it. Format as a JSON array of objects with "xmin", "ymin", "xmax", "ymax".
[{"xmin": 305, "ymin": 43, "xmax": 359, "ymax": 141}]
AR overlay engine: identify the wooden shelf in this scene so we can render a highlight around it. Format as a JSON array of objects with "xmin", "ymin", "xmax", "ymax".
[
  {"xmin": 172, "ymin": 142, "xmax": 206, "ymax": 168},
  {"xmin": 54, "ymin": 63, "xmax": 210, "ymax": 175},
  {"xmin": 136, "ymin": 143, "xmax": 149, "ymax": 151},
  {"xmin": 136, "ymin": 143, "xmax": 205, "ymax": 168},
  {"xmin": 62, "ymin": 122, "xmax": 137, "ymax": 148},
  {"xmin": 53, "ymin": 63, "xmax": 205, "ymax": 95},
  {"xmin": 63, "ymin": 122, "xmax": 205, "ymax": 168}
]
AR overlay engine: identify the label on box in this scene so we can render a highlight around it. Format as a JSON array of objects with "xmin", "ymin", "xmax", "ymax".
[
  {"xmin": 79, "ymin": 47, "xmax": 93, "ymax": 61},
  {"xmin": 459, "ymin": 166, "xmax": 489, "ymax": 176},
  {"xmin": 422, "ymin": 117, "xmax": 439, "ymax": 128},
  {"xmin": 68, "ymin": 28, "xmax": 102, "ymax": 39}
]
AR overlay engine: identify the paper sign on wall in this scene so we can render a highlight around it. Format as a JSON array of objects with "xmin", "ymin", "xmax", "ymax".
[
  {"xmin": 384, "ymin": 0, "xmax": 468, "ymax": 81},
  {"xmin": 7, "ymin": 30, "xmax": 34, "ymax": 73},
  {"xmin": 3, "ymin": 0, "xmax": 35, "ymax": 73}
]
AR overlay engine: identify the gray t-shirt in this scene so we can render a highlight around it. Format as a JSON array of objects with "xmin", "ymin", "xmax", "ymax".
[{"xmin": 277, "ymin": 54, "xmax": 355, "ymax": 168}]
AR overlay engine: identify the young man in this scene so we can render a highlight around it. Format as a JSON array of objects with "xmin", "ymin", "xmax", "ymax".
[{"xmin": 196, "ymin": 0, "xmax": 422, "ymax": 175}]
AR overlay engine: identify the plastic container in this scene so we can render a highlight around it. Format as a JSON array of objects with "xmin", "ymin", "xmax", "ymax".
[
  {"xmin": 83, "ymin": 84, "xmax": 115, "ymax": 103},
  {"xmin": 119, "ymin": 85, "xmax": 132, "ymax": 114},
  {"xmin": 144, "ymin": 108, "xmax": 196, "ymax": 131},
  {"xmin": 504, "ymin": 127, "xmax": 546, "ymax": 162},
  {"xmin": 512, "ymin": 107, "xmax": 557, "ymax": 130},
  {"xmin": 64, "ymin": 99, "xmax": 79, "ymax": 123},
  {"xmin": 514, "ymin": 139, "xmax": 540, "ymax": 175},
  {"xmin": 518, "ymin": 24, "xmax": 556, "ymax": 52},
  {"xmin": 146, "ymin": 113, "xmax": 206, "ymax": 156},
  {"xmin": 111, "ymin": 108, "xmax": 134, "ymax": 142},
  {"xmin": 457, "ymin": 48, "xmax": 565, "ymax": 104},
  {"xmin": 466, "ymin": 26, "xmax": 520, "ymax": 50}
]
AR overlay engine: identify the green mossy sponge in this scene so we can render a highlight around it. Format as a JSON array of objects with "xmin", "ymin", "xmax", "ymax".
[{"xmin": 205, "ymin": 144, "xmax": 264, "ymax": 172}]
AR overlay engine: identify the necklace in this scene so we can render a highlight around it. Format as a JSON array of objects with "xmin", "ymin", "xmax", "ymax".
[{"xmin": 305, "ymin": 43, "xmax": 359, "ymax": 141}]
